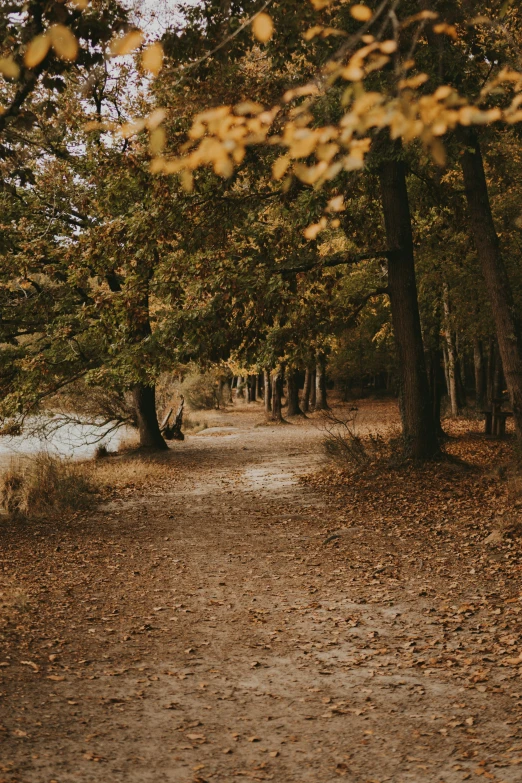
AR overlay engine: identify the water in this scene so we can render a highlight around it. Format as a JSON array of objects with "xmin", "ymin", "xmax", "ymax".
[{"xmin": 0, "ymin": 417, "xmax": 132, "ymax": 467}]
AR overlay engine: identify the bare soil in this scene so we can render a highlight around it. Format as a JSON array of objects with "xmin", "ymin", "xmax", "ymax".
[{"xmin": 2, "ymin": 400, "xmax": 522, "ymax": 783}]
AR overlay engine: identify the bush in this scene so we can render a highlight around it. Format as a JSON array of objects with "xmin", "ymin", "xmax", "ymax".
[
  {"xmin": 181, "ymin": 371, "xmax": 221, "ymax": 410},
  {"xmin": 320, "ymin": 409, "xmax": 387, "ymax": 468},
  {"xmin": 0, "ymin": 453, "xmax": 95, "ymax": 520}
]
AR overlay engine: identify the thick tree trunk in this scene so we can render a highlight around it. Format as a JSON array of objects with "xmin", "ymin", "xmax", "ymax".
[
  {"xmin": 132, "ymin": 383, "xmax": 168, "ymax": 450},
  {"xmin": 264, "ymin": 369, "xmax": 272, "ymax": 414},
  {"xmin": 473, "ymin": 338, "xmax": 486, "ymax": 409},
  {"xmin": 286, "ymin": 368, "xmax": 303, "ymax": 416},
  {"xmin": 461, "ymin": 129, "xmax": 522, "ymax": 439},
  {"xmin": 270, "ymin": 368, "xmax": 283, "ymax": 422},
  {"xmin": 378, "ymin": 155, "xmax": 438, "ymax": 458},
  {"xmin": 442, "ymin": 284, "xmax": 460, "ymax": 417},
  {"xmin": 302, "ymin": 367, "xmax": 312, "ymax": 413},
  {"xmin": 315, "ymin": 353, "xmax": 328, "ymax": 410},
  {"xmin": 310, "ymin": 368, "xmax": 317, "ymax": 409}
]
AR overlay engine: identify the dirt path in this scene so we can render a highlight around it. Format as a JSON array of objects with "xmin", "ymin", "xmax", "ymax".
[{"xmin": 1, "ymin": 402, "xmax": 522, "ymax": 783}]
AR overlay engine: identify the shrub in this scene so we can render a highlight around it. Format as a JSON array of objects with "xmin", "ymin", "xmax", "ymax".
[
  {"xmin": 320, "ymin": 409, "xmax": 388, "ymax": 468},
  {"xmin": 0, "ymin": 453, "xmax": 95, "ymax": 520},
  {"xmin": 181, "ymin": 371, "xmax": 221, "ymax": 410}
]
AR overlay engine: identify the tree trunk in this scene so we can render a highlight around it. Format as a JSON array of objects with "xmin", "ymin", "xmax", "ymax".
[
  {"xmin": 461, "ymin": 129, "xmax": 522, "ymax": 439},
  {"xmin": 310, "ymin": 368, "xmax": 317, "ymax": 409},
  {"xmin": 378, "ymin": 154, "xmax": 438, "ymax": 458},
  {"xmin": 132, "ymin": 383, "xmax": 168, "ymax": 450},
  {"xmin": 302, "ymin": 367, "xmax": 312, "ymax": 413},
  {"xmin": 264, "ymin": 369, "xmax": 272, "ymax": 414},
  {"xmin": 427, "ymin": 348, "xmax": 445, "ymax": 437},
  {"xmin": 286, "ymin": 368, "xmax": 303, "ymax": 416},
  {"xmin": 248, "ymin": 374, "xmax": 256, "ymax": 402},
  {"xmin": 473, "ymin": 337, "xmax": 486, "ymax": 409},
  {"xmin": 442, "ymin": 284, "xmax": 460, "ymax": 417},
  {"xmin": 315, "ymin": 353, "xmax": 328, "ymax": 410},
  {"xmin": 270, "ymin": 368, "xmax": 283, "ymax": 422},
  {"xmin": 486, "ymin": 338, "xmax": 496, "ymax": 407}
]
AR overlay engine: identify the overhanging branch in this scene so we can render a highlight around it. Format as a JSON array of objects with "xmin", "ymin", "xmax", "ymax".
[{"xmin": 279, "ymin": 250, "xmax": 391, "ymax": 275}]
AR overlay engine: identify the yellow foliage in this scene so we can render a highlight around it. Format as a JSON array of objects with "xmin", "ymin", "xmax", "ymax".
[
  {"xmin": 142, "ymin": 42, "xmax": 164, "ymax": 76},
  {"xmin": 109, "ymin": 30, "xmax": 144, "ymax": 57},
  {"xmin": 252, "ymin": 13, "xmax": 274, "ymax": 43},
  {"xmin": 24, "ymin": 34, "xmax": 51, "ymax": 68},
  {"xmin": 50, "ymin": 24, "xmax": 78, "ymax": 61},
  {"xmin": 0, "ymin": 57, "xmax": 20, "ymax": 79},
  {"xmin": 350, "ymin": 4, "xmax": 372, "ymax": 22},
  {"xmin": 303, "ymin": 217, "xmax": 327, "ymax": 240},
  {"xmin": 433, "ymin": 22, "xmax": 458, "ymax": 39},
  {"xmin": 272, "ymin": 156, "xmax": 291, "ymax": 180}
]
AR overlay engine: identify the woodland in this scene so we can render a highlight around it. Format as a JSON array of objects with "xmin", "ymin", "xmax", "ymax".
[{"xmin": 2, "ymin": 1, "xmax": 522, "ymax": 782}]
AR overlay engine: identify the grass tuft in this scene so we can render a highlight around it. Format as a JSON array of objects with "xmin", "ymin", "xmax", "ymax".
[{"xmin": 0, "ymin": 453, "xmax": 95, "ymax": 520}]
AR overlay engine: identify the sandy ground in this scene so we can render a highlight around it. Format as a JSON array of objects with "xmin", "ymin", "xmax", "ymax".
[{"xmin": 1, "ymin": 400, "xmax": 522, "ymax": 783}]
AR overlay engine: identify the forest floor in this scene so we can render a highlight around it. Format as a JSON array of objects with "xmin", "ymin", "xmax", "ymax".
[{"xmin": 2, "ymin": 399, "xmax": 522, "ymax": 783}]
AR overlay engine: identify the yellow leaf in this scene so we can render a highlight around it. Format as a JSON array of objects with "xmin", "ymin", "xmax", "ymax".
[
  {"xmin": 150, "ymin": 157, "xmax": 166, "ymax": 173},
  {"xmin": 304, "ymin": 25, "xmax": 324, "ymax": 41},
  {"xmin": 350, "ymin": 4, "xmax": 372, "ymax": 22},
  {"xmin": 433, "ymin": 22, "xmax": 457, "ymax": 39},
  {"xmin": 50, "ymin": 25, "xmax": 78, "ymax": 61},
  {"xmin": 272, "ymin": 156, "xmax": 291, "ymax": 180},
  {"xmin": 109, "ymin": 30, "xmax": 144, "ymax": 57},
  {"xmin": 145, "ymin": 108, "xmax": 167, "ymax": 130},
  {"xmin": 327, "ymin": 195, "xmax": 345, "ymax": 212},
  {"xmin": 234, "ymin": 101, "xmax": 264, "ymax": 115},
  {"xmin": 69, "ymin": 0, "xmax": 89, "ymax": 8},
  {"xmin": 119, "ymin": 119, "xmax": 146, "ymax": 138},
  {"xmin": 303, "ymin": 218, "xmax": 327, "ymax": 240},
  {"xmin": 430, "ymin": 138, "xmax": 446, "ymax": 167},
  {"xmin": 142, "ymin": 42, "xmax": 163, "ymax": 76},
  {"xmin": 149, "ymin": 127, "xmax": 166, "ymax": 155},
  {"xmin": 289, "ymin": 130, "xmax": 319, "ymax": 158},
  {"xmin": 398, "ymin": 73, "xmax": 429, "ymax": 89},
  {"xmin": 24, "ymin": 34, "xmax": 51, "ymax": 68},
  {"xmin": 0, "ymin": 57, "xmax": 20, "ymax": 79},
  {"xmin": 181, "ymin": 171, "xmax": 194, "ymax": 192},
  {"xmin": 310, "ymin": 0, "xmax": 334, "ymax": 9},
  {"xmin": 433, "ymin": 85, "xmax": 453, "ymax": 100},
  {"xmin": 380, "ymin": 40, "xmax": 397, "ymax": 54},
  {"xmin": 341, "ymin": 65, "xmax": 364, "ymax": 81},
  {"xmin": 252, "ymin": 13, "xmax": 274, "ymax": 43}
]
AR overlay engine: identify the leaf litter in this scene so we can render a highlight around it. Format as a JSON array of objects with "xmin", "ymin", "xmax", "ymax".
[{"xmin": 1, "ymin": 402, "xmax": 522, "ymax": 782}]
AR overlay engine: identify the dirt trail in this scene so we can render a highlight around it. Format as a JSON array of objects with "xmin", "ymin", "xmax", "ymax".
[{"xmin": 1, "ymin": 402, "xmax": 522, "ymax": 783}]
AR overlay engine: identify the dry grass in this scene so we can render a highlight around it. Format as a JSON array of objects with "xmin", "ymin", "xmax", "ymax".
[
  {"xmin": 91, "ymin": 454, "xmax": 175, "ymax": 496},
  {"xmin": 0, "ymin": 453, "xmax": 95, "ymax": 520}
]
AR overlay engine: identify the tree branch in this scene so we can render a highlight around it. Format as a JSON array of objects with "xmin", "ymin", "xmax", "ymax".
[{"xmin": 279, "ymin": 250, "xmax": 391, "ymax": 275}]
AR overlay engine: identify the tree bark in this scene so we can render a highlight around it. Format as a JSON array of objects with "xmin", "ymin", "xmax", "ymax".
[
  {"xmin": 310, "ymin": 368, "xmax": 317, "ymax": 409},
  {"xmin": 286, "ymin": 368, "xmax": 303, "ymax": 416},
  {"xmin": 426, "ymin": 348, "xmax": 445, "ymax": 437},
  {"xmin": 302, "ymin": 367, "xmax": 312, "ymax": 413},
  {"xmin": 486, "ymin": 338, "xmax": 496, "ymax": 407},
  {"xmin": 315, "ymin": 353, "xmax": 328, "ymax": 410},
  {"xmin": 270, "ymin": 368, "xmax": 284, "ymax": 421},
  {"xmin": 248, "ymin": 374, "xmax": 256, "ymax": 402},
  {"xmin": 378, "ymin": 155, "xmax": 438, "ymax": 458},
  {"xmin": 264, "ymin": 369, "xmax": 272, "ymax": 414},
  {"xmin": 132, "ymin": 383, "xmax": 168, "ymax": 450},
  {"xmin": 442, "ymin": 284, "xmax": 460, "ymax": 417},
  {"xmin": 473, "ymin": 338, "xmax": 486, "ymax": 409},
  {"xmin": 461, "ymin": 129, "xmax": 522, "ymax": 438}
]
